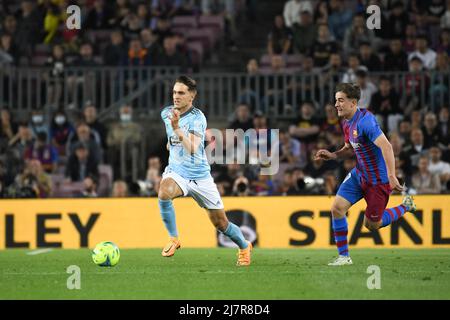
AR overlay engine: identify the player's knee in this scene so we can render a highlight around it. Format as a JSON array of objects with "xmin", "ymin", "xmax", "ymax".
[
  {"xmin": 331, "ymin": 205, "xmax": 346, "ymax": 218},
  {"xmin": 364, "ymin": 220, "xmax": 380, "ymax": 231},
  {"xmin": 158, "ymin": 189, "xmax": 172, "ymax": 201}
]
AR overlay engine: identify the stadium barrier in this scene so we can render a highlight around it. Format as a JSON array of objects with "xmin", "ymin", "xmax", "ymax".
[{"xmin": 0, "ymin": 196, "xmax": 449, "ymax": 249}]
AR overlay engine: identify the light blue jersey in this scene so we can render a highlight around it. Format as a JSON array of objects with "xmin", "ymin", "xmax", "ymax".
[{"xmin": 161, "ymin": 105, "xmax": 210, "ymax": 180}]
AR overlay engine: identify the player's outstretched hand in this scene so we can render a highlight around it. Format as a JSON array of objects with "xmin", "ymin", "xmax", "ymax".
[
  {"xmin": 170, "ymin": 108, "xmax": 180, "ymax": 130},
  {"xmin": 389, "ymin": 175, "xmax": 404, "ymax": 192},
  {"xmin": 314, "ymin": 149, "xmax": 336, "ymax": 161}
]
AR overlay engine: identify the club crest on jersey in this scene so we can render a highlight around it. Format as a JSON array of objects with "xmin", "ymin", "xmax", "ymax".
[{"xmin": 353, "ymin": 129, "xmax": 358, "ymax": 138}]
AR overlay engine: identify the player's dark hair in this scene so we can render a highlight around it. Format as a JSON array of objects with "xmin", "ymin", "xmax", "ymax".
[
  {"xmin": 335, "ymin": 83, "xmax": 361, "ymax": 101},
  {"xmin": 175, "ymin": 75, "xmax": 197, "ymax": 92}
]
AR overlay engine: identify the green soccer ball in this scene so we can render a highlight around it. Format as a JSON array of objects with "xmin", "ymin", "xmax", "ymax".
[{"xmin": 92, "ymin": 241, "xmax": 120, "ymax": 267}]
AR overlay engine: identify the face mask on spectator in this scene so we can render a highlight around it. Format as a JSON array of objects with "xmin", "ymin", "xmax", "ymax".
[
  {"xmin": 32, "ymin": 115, "xmax": 43, "ymax": 124},
  {"xmin": 55, "ymin": 116, "xmax": 66, "ymax": 125},
  {"xmin": 120, "ymin": 113, "xmax": 132, "ymax": 122}
]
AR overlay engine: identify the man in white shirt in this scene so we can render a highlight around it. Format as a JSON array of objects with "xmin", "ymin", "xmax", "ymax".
[
  {"xmin": 428, "ymin": 146, "xmax": 450, "ymax": 191},
  {"xmin": 355, "ymin": 68, "xmax": 377, "ymax": 109},
  {"xmin": 283, "ymin": 0, "xmax": 313, "ymax": 28},
  {"xmin": 408, "ymin": 36, "xmax": 437, "ymax": 70}
]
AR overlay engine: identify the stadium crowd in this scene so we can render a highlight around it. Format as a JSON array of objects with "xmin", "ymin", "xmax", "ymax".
[{"xmin": 0, "ymin": 0, "xmax": 449, "ymax": 198}]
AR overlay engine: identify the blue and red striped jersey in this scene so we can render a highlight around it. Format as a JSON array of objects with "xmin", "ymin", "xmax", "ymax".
[{"xmin": 342, "ymin": 108, "xmax": 389, "ymax": 185}]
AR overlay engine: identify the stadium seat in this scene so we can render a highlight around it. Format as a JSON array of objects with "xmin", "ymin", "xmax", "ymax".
[
  {"xmin": 172, "ymin": 16, "xmax": 198, "ymax": 29},
  {"xmin": 198, "ymin": 15, "xmax": 224, "ymax": 35},
  {"xmin": 34, "ymin": 43, "xmax": 51, "ymax": 56},
  {"xmin": 186, "ymin": 41, "xmax": 204, "ymax": 66},
  {"xmin": 286, "ymin": 54, "xmax": 303, "ymax": 67},
  {"xmin": 31, "ymin": 56, "xmax": 48, "ymax": 66},
  {"xmin": 186, "ymin": 28, "xmax": 216, "ymax": 52},
  {"xmin": 259, "ymin": 54, "xmax": 271, "ymax": 67}
]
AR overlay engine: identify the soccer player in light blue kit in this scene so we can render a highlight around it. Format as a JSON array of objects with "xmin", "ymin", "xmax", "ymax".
[{"xmin": 158, "ymin": 76, "xmax": 252, "ymax": 266}]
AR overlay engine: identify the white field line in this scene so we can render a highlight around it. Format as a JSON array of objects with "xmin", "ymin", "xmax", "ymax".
[{"xmin": 26, "ymin": 249, "xmax": 54, "ymax": 256}]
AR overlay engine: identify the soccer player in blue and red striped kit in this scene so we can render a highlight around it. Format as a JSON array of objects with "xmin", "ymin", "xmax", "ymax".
[{"xmin": 314, "ymin": 83, "xmax": 416, "ymax": 266}]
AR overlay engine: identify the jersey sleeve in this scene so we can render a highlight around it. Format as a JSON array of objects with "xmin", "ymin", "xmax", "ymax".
[
  {"xmin": 360, "ymin": 113, "xmax": 383, "ymax": 143},
  {"xmin": 188, "ymin": 113, "xmax": 207, "ymax": 139}
]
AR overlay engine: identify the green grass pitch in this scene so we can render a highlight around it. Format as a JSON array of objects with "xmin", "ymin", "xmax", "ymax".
[{"xmin": 1, "ymin": 248, "xmax": 449, "ymax": 299}]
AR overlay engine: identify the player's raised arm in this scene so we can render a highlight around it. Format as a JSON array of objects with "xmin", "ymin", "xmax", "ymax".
[
  {"xmin": 373, "ymin": 133, "xmax": 404, "ymax": 192},
  {"xmin": 314, "ymin": 142, "xmax": 354, "ymax": 161},
  {"xmin": 170, "ymin": 108, "xmax": 202, "ymax": 154}
]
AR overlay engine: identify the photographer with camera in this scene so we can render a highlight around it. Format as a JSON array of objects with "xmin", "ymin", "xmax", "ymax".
[
  {"xmin": 232, "ymin": 175, "xmax": 254, "ymax": 196},
  {"xmin": 11, "ymin": 159, "xmax": 51, "ymax": 198}
]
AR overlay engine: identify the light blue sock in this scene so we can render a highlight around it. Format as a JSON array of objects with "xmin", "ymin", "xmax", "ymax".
[
  {"xmin": 223, "ymin": 222, "xmax": 248, "ymax": 249},
  {"xmin": 158, "ymin": 199, "xmax": 178, "ymax": 237}
]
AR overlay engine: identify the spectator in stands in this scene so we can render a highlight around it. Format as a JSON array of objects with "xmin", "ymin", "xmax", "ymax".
[
  {"xmin": 313, "ymin": 0, "xmax": 328, "ymax": 24},
  {"xmin": 65, "ymin": 142, "xmax": 99, "ymax": 182},
  {"xmin": 103, "ymin": 30, "xmax": 127, "ymax": 66},
  {"xmin": 358, "ymin": 41, "xmax": 381, "ymax": 72},
  {"xmin": 327, "ymin": 0, "xmax": 353, "ymax": 42},
  {"xmin": 125, "ymin": 37, "xmax": 151, "ymax": 66},
  {"xmin": 320, "ymin": 103, "xmax": 342, "ymax": 137},
  {"xmin": 436, "ymin": 28, "xmax": 450, "ymax": 56},
  {"xmin": 239, "ymin": 58, "xmax": 263, "ymax": 110},
  {"xmin": 343, "ymin": 13, "xmax": 376, "ymax": 56},
  {"xmin": 408, "ymin": 36, "xmax": 437, "ymax": 70},
  {"xmin": 428, "ymin": 145, "xmax": 450, "ymax": 190},
  {"xmin": 143, "ymin": 156, "xmax": 162, "ymax": 196},
  {"xmin": 398, "ymin": 119, "xmax": 412, "ymax": 145},
  {"xmin": 121, "ymin": 13, "xmax": 143, "ymax": 41},
  {"xmin": 441, "ymin": 0, "xmax": 450, "ymax": 28},
  {"xmin": 403, "ymin": 24, "xmax": 417, "ymax": 53},
  {"xmin": 84, "ymin": 102, "xmax": 108, "ymax": 153},
  {"xmin": 84, "ymin": 0, "xmax": 114, "ymax": 30},
  {"xmin": 45, "ymin": 44, "xmax": 65, "ymax": 108},
  {"xmin": 248, "ymin": 112, "xmax": 272, "ymax": 161},
  {"xmin": 312, "ymin": 23, "xmax": 338, "ymax": 67},
  {"xmin": 320, "ymin": 53, "xmax": 344, "ymax": 95},
  {"xmin": 153, "ymin": 17, "xmax": 173, "ymax": 45},
  {"xmin": 438, "ymin": 106, "xmax": 450, "ymax": 144},
  {"xmin": 15, "ymin": 0, "xmax": 42, "ymax": 59},
  {"xmin": 420, "ymin": 0, "xmax": 446, "ymax": 25},
  {"xmin": 251, "ymin": 173, "xmax": 275, "ymax": 196},
  {"xmin": 111, "ymin": 180, "xmax": 128, "ymax": 197},
  {"xmin": 8, "ymin": 122, "xmax": 33, "ymax": 158},
  {"xmin": 156, "ymin": 35, "xmax": 188, "ymax": 70},
  {"xmin": 403, "ymin": 128, "xmax": 428, "ymax": 169},
  {"xmin": 109, "ymin": 0, "xmax": 131, "ymax": 28},
  {"xmin": 370, "ymin": 76, "xmax": 401, "ymax": 132},
  {"xmin": 429, "ymin": 52, "xmax": 450, "ymax": 109},
  {"xmin": 136, "ymin": 2, "xmax": 151, "ymax": 29},
  {"xmin": 0, "ymin": 108, "xmax": 17, "ymax": 145},
  {"xmin": 289, "ymin": 101, "xmax": 320, "ymax": 149},
  {"xmin": 107, "ymin": 105, "xmax": 142, "ymax": 180},
  {"xmin": 355, "ymin": 68, "xmax": 377, "ymax": 109},
  {"xmin": 50, "ymin": 110, "xmax": 74, "ymax": 156},
  {"xmin": 140, "ymin": 28, "xmax": 163, "ymax": 63},
  {"xmin": 28, "ymin": 110, "xmax": 49, "ymax": 138},
  {"xmin": 276, "ymin": 168, "xmax": 295, "ymax": 195},
  {"xmin": 403, "ymin": 56, "xmax": 429, "ymax": 112},
  {"xmin": 67, "ymin": 122, "xmax": 102, "ymax": 164},
  {"xmin": 267, "ymin": 15, "xmax": 292, "ymax": 56},
  {"xmin": 2, "ymin": 15, "xmax": 17, "ymax": 36},
  {"xmin": 14, "ymin": 159, "xmax": 51, "ymax": 198},
  {"xmin": 260, "ymin": 55, "xmax": 288, "ymax": 112},
  {"xmin": 276, "ymin": 128, "xmax": 304, "ymax": 166},
  {"xmin": 304, "ymin": 145, "xmax": 336, "ymax": 178},
  {"xmin": 323, "ymin": 171, "xmax": 339, "ymax": 195},
  {"xmin": 24, "ymin": 132, "xmax": 58, "ymax": 173},
  {"xmin": 228, "ymin": 103, "xmax": 253, "ymax": 131},
  {"xmin": 411, "ymin": 155, "xmax": 442, "ymax": 194},
  {"xmin": 75, "ymin": 175, "xmax": 99, "ymax": 198},
  {"xmin": 43, "ymin": 2, "xmax": 61, "ymax": 44},
  {"xmin": 0, "ymin": 33, "xmax": 17, "ymax": 64},
  {"xmin": 283, "ymin": 0, "xmax": 313, "ymax": 28},
  {"xmin": 292, "ymin": 10, "xmax": 316, "ymax": 55},
  {"xmin": 422, "ymin": 112, "xmax": 443, "ymax": 148},
  {"xmin": 341, "ymin": 53, "xmax": 363, "ymax": 83},
  {"xmin": 383, "ymin": 38, "xmax": 409, "ymax": 71},
  {"xmin": 385, "ymin": 1, "xmax": 409, "ymax": 39}
]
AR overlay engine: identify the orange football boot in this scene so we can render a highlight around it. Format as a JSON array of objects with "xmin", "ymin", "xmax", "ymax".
[
  {"xmin": 236, "ymin": 241, "xmax": 253, "ymax": 266},
  {"xmin": 161, "ymin": 237, "xmax": 181, "ymax": 257}
]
